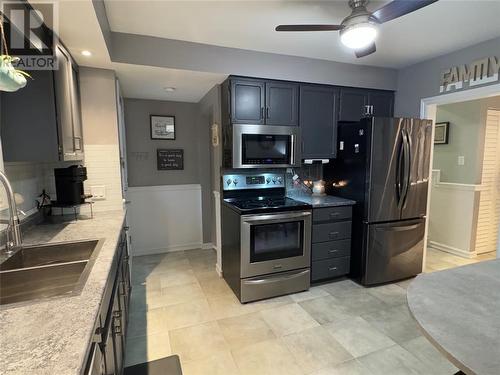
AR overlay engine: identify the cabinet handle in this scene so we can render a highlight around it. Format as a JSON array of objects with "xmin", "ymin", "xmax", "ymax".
[
  {"xmin": 329, "ymin": 267, "xmax": 338, "ymax": 272},
  {"xmin": 260, "ymin": 107, "xmax": 264, "ymax": 119},
  {"xmin": 328, "ymin": 249, "xmax": 338, "ymax": 254},
  {"xmin": 266, "ymin": 107, "xmax": 270, "ymax": 119},
  {"xmin": 329, "ymin": 231, "xmax": 339, "ymax": 238},
  {"xmin": 329, "ymin": 212, "xmax": 340, "ymax": 218}
]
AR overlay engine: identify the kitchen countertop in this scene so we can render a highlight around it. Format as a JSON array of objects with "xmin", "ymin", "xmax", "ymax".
[
  {"xmin": 0, "ymin": 210, "xmax": 126, "ymax": 375},
  {"xmin": 289, "ymin": 194, "xmax": 356, "ymax": 208},
  {"xmin": 407, "ymin": 259, "xmax": 500, "ymax": 375}
]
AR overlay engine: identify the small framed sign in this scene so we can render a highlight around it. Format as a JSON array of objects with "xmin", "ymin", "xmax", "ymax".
[
  {"xmin": 434, "ymin": 122, "xmax": 449, "ymax": 145},
  {"xmin": 151, "ymin": 115, "xmax": 176, "ymax": 140},
  {"xmin": 157, "ymin": 149, "xmax": 184, "ymax": 170}
]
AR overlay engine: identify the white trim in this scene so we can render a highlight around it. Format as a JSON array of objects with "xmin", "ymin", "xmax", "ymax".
[
  {"xmin": 133, "ymin": 242, "xmax": 204, "ymax": 256},
  {"xmin": 127, "ymin": 184, "xmax": 201, "ymax": 192},
  {"xmin": 202, "ymin": 242, "xmax": 215, "ymax": 250},
  {"xmin": 432, "ymin": 171, "xmax": 483, "ymax": 191},
  {"xmin": 428, "ymin": 240, "xmax": 477, "ymax": 259},
  {"xmin": 213, "ymin": 190, "xmax": 222, "ymax": 276}
]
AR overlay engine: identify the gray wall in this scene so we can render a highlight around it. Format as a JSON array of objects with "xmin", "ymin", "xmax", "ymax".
[
  {"xmin": 111, "ymin": 32, "xmax": 397, "ymax": 91},
  {"xmin": 433, "ymin": 96, "xmax": 500, "ymax": 184},
  {"xmin": 395, "ymin": 37, "xmax": 500, "ymax": 118},
  {"xmin": 124, "ymin": 99, "xmax": 201, "ymax": 187}
]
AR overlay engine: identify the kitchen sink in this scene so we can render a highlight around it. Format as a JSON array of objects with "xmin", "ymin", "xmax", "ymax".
[{"xmin": 0, "ymin": 239, "xmax": 104, "ymax": 306}]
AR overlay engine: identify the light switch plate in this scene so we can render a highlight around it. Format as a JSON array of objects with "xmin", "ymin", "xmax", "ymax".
[
  {"xmin": 458, "ymin": 156, "xmax": 465, "ymax": 166},
  {"xmin": 90, "ymin": 185, "xmax": 106, "ymax": 200}
]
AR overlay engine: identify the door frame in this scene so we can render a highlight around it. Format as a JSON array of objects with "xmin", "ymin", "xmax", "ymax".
[{"xmin": 420, "ymin": 83, "xmax": 500, "ymax": 268}]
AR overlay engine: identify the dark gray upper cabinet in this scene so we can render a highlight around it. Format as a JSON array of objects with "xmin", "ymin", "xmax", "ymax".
[
  {"xmin": 300, "ymin": 85, "xmax": 339, "ymax": 159},
  {"xmin": 339, "ymin": 87, "xmax": 394, "ymax": 122},
  {"xmin": 230, "ymin": 78, "xmax": 265, "ymax": 124},
  {"xmin": 338, "ymin": 88, "xmax": 369, "ymax": 122},
  {"xmin": 368, "ymin": 90, "xmax": 394, "ymax": 118},
  {"xmin": 1, "ymin": 42, "xmax": 83, "ymax": 162},
  {"xmin": 265, "ymin": 81, "xmax": 299, "ymax": 126}
]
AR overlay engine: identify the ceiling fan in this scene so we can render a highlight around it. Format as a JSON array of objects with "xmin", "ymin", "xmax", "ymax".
[{"xmin": 276, "ymin": 0, "xmax": 439, "ymax": 58}]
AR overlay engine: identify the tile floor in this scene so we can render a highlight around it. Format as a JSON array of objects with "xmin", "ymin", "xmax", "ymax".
[
  {"xmin": 125, "ymin": 248, "xmax": 460, "ymax": 375},
  {"xmin": 425, "ymin": 248, "xmax": 496, "ymax": 273}
]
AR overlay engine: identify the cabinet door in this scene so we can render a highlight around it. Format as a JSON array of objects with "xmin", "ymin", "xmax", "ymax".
[
  {"xmin": 368, "ymin": 90, "xmax": 394, "ymax": 118},
  {"xmin": 265, "ymin": 81, "xmax": 299, "ymax": 126},
  {"xmin": 230, "ymin": 79, "xmax": 265, "ymax": 124},
  {"xmin": 300, "ymin": 85, "xmax": 339, "ymax": 159},
  {"xmin": 70, "ymin": 64, "xmax": 84, "ymax": 158},
  {"xmin": 54, "ymin": 45, "xmax": 76, "ymax": 160},
  {"xmin": 339, "ymin": 88, "xmax": 368, "ymax": 122}
]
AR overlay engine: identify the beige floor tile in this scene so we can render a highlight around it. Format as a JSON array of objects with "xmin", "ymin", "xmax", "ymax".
[
  {"xmin": 366, "ymin": 284, "xmax": 408, "ymax": 306},
  {"xmin": 401, "ymin": 336, "xmax": 458, "ymax": 375},
  {"xmin": 361, "ymin": 304, "xmax": 422, "ymax": 345},
  {"xmin": 320, "ymin": 278, "xmax": 363, "ymax": 297},
  {"xmin": 184, "ymin": 248, "xmax": 216, "ymax": 259},
  {"xmin": 329, "ymin": 289, "xmax": 389, "ymax": 315},
  {"xmin": 124, "ymin": 332, "xmax": 172, "ymax": 367},
  {"xmin": 299, "ymin": 295, "xmax": 353, "ymax": 325},
  {"xmin": 260, "ymin": 303, "xmax": 319, "ymax": 337},
  {"xmin": 159, "ymin": 282, "xmax": 205, "ymax": 306},
  {"xmin": 281, "ymin": 326, "xmax": 352, "ymax": 373},
  {"xmin": 181, "ymin": 351, "xmax": 241, "ymax": 375},
  {"xmin": 326, "ymin": 316, "xmax": 396, "ymax": 358},
  {"xmin": 357, "ymin": 344, "xmax": 429, "ymax": 375},
  {"xmin": 218, "ymin": 312, "xmax": 276, "ymax": 349},
  {"xmin": 231, "ymin": 339, "xmax": 303, "ymax": 375},
  {"xmin": 127, "ymin": 307, "xmax": 169, "ymax": 338},
  {"xmin": 207, "ymin": 293, "xmax": 261, "ymax": 320},
  {"xmin": 163, "ymin": 298, "xmax": 214, "ymax": 330},
  {"xmin": 310, "ymin": 359, "xmax": 371, "ymax": 375},
  {"xmin": 159, "ymin": 269, "xmax": 198, "ymax": 288},
  {"xmin": 169, "ymin": 321, "xmax": 229, "ymax": 362},
  {"xmin": 199, "ymin": 277, "xmax": 234, "ymax": 298},
  {"xmin": 289, "ymin": 286, "xmax": 330, "ymax": 303},
  {"xmin": 246, "ymin": 294, "xmax": 294, "ymax": 311}
]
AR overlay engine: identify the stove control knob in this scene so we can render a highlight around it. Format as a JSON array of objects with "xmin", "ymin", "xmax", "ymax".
[
  {"xmin": 272, "ymin": 177, "xmax": 277, "ymax": 184},
  {"xmin": 266, "ymin": 178, "xmax": 271, "ymax": 184},
  {"xmin": 277, "ymin": 177, "xmax": 283, "ymax": 184},
  {"xmin": 226, "ymin": 179, "xmax": 232, "ymax": 186},
  {"xmin": 233, "ymin": 179, "xmax": 238, "ymax": 185}
]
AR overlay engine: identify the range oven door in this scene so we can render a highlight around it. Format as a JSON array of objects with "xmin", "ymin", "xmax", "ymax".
[
  {"xmin": 240, "ymin": 210, "xmax": 311, "ymax": 278},
  {"xmin": 232, "ymin": 124, "xmax": 301, "ymax": 168}
]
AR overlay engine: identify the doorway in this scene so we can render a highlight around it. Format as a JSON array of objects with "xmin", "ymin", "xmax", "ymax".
[{"xmin": 421, "ymin": 86, "xmax": 500, "ymax": 272}]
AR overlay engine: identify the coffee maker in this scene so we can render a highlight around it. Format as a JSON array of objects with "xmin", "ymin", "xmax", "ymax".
[{"xmin": 54, "ymin": 165, "xmax": 87, "ymax": 205}]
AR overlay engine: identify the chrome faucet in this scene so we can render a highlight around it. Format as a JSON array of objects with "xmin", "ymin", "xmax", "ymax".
[{"xmin": 0, "ymin": 170, "xmax": 22, "ymax": 253}]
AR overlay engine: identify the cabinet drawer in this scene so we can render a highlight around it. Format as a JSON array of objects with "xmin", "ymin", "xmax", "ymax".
[
  {"xmin": 312, "ymin": 239, "xmax": 351, "ymax": 261},
  {"xmin": 311, "ymin": 256, "xmax": 350, "ymax": 282},
  {"xmin": 312, "ymin": 221, "xmax": 352, "ymax": 243},
  {"xmin": 313, "ymin": 206, "xmax": 352, "ymax": 223}
]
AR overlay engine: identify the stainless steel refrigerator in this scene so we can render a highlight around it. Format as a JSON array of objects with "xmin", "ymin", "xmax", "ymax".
[{"xmin": 325, "ymin": 117, "xmax": 432, "ymax": 285}]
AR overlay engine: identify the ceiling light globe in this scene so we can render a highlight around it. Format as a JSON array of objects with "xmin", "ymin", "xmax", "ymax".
[{"xmin": 340, "ymin": 23, "xmax": 378, "ymax": 49}]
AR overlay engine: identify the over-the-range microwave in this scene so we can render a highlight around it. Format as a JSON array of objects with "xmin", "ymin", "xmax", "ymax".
[{"xmin": 230, "ymin": 124, "xmax": 301, "ymax": 168}]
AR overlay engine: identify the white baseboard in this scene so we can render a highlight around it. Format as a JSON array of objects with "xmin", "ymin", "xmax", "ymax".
[
  {"xmin": 201, "ymin": 242, "xmax": 215, "ymax": 250},
  {"xmin": 427, "ymin": 240, "xmax": 477, "ymax": 259},
  {"xmin": 216, "ymin": 263, "xmax": 223, "ymax": 277},
  {"xmin": 132, "ymin": 242, "xmax": 204, "ymax": 256}
]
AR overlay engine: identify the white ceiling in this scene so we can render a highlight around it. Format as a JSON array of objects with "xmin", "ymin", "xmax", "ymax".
[
  {"xmin": 113, "ymin": 63, "xmax": 227, "ymax": 102},
  {"xmin": 104, "ymin": 0, "xmax": 500, "ymax": 69}
]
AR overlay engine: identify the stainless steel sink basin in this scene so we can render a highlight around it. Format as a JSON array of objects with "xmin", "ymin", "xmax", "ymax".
[{"xmin": 0, "ymin": 239, "xmax": 104, "ymax": 306}]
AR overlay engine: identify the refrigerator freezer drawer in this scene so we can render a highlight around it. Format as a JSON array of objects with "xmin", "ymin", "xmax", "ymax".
[{"xmin": 363, "ymin": 218, "xmax": 425, "ymax": 285}]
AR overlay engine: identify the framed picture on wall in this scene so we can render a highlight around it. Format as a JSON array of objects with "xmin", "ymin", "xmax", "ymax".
[
  {"xmin": 151, "ymin": 115, "xmax": 176, "ymax": 140},
  {"xmin": 434, "ymin": 122, "xmax": 449, "ymax": 145}
]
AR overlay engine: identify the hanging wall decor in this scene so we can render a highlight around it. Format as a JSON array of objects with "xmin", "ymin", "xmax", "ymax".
[{"xmin": 151, "ymin": 115, "xmax": 176, "ymax": 140}]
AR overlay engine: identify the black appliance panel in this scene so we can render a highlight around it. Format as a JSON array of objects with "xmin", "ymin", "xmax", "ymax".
[{"xmin": 242, "ymin": 134, "xmax": 291, "ymax": 165}]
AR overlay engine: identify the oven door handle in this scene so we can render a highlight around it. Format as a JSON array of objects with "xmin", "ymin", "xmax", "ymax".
[
  {"xmin": 242, "ymin": 211, "xmax": 312, "ymax": 225},
  {"xmin": 243, "ymin": 269, "xmax": 310, "ymax": 285}
]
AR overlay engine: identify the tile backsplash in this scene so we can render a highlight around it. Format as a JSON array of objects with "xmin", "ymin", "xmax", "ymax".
[{"xmin": 286, "ymin": 162, "xmax": 324, "ymax": 197}]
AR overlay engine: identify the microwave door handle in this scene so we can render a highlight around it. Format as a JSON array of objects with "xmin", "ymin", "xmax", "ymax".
[{"xmin": 290, "ymin": 134, "xmax": 295, "ymax": 165}]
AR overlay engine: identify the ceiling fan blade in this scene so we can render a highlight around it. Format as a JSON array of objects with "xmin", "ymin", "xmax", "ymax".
[
  {"xmin": 372, "ymin": 0, "xmax": 439, "ymax": 23},
  {"xmin": 275, "ymin": 24, "xmax": 344, "ymax": 32},
  {"xmin": 355, "ymin": 43, "xmax": 376, "ymax": 58}
]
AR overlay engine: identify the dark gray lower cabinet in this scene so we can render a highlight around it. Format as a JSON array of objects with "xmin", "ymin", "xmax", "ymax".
[
  {"xmin": 300, "ymin": 85, "xmax": 339, "ymax": 159},
  {"xmin": 311, "ymin": 206, "xmax": 354, "ymax": 282},
  {"xmin": 84, "ymin": 229, "xmax": 131, "ymax": 375}
]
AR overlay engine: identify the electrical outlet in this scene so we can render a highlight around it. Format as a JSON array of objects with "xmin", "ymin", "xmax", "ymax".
[
  {"xmin": 458, "ymin": 156, "xmax": 465, "ymax": 166},
  {"xmin": 90, "ymin": 185, "xmax": 106, "ymax": 200}
]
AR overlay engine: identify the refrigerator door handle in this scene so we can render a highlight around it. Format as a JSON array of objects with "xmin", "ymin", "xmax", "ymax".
[
  {"xmin": 401, "ymin": 129, "xmax": 411, "ymax": 207},
  {"xmin": 396, "ymin": 132, "xmax": 404, "ymax": 207},
  {"xmin": 375, "ymin": 223, "xmax": 421, "ymax": 232}
]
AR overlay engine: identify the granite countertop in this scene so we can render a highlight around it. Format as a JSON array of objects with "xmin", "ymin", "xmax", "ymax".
[
  {"xmin": 289, "ymin": 194, "xmax": 356, "ymax": 208},
  {"xmin": 0, "ymin": 210, "xmax": 126, "ymax": 375},
  {"xmin": 407, "ymin": 259, "xmax": 500, "ymax": 375}
]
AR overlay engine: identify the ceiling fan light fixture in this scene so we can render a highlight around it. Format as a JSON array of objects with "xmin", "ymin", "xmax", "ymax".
[{"xmin": 340, "ymin": 23, "xmax": 378, "ymax": 49}]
